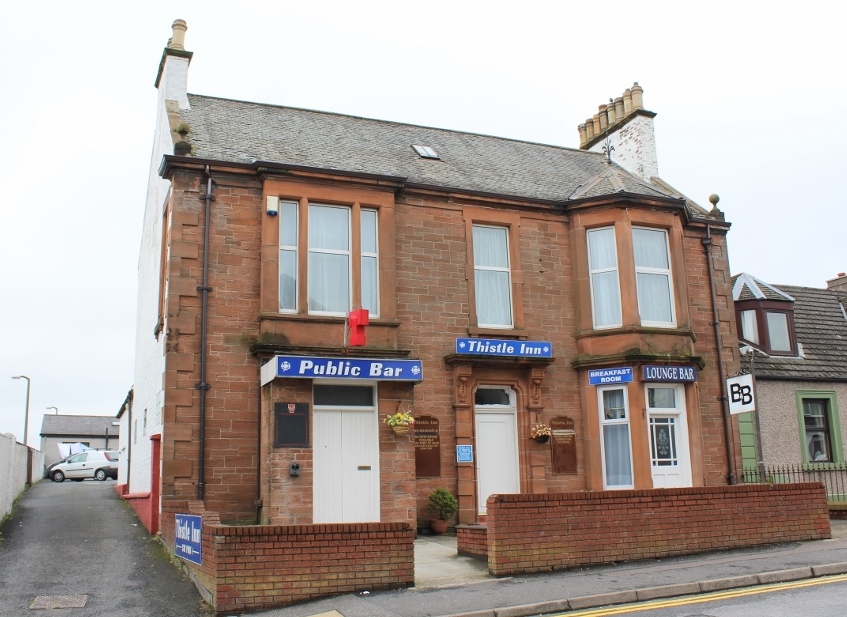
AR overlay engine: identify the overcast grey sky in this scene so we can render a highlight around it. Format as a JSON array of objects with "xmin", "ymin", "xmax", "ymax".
[{"xmin": 1, "ymin": 1, "xmax": 844, "ymax": 447}]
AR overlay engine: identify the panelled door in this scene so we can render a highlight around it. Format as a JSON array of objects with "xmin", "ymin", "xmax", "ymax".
[
  {"xmin": 474, "ymin": 386, "xmax": 520, "ymax": 515},
  {"xmin": 313, "ymin": 384, "xmax": 380, "ymax": 523},
  {"xmin": 645, "ymin": 385, "xmax": 692, "ymax": 488}
]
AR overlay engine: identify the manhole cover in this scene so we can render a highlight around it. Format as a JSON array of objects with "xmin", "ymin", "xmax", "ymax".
[{"xmin": 30, "ymin": 595, "xmax": 88, "ymax": 609}]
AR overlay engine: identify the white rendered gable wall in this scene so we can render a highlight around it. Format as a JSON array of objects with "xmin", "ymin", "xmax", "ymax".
[
  {"xmin": 128, "ymin": 51, "xmax": 190, "ymax": 493},
  {"xmin": 588, "ymin": 114, "xmax": 659, "ymax": 182}
]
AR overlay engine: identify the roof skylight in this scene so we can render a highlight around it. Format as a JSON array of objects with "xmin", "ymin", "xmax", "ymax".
[{"xmin": 412, "ymin": 144, "xmax": 439, "ymax": 159}]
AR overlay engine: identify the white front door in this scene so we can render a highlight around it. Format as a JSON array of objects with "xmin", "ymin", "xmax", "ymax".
[
  {"xmin": 645, "ymin": 385, "xmax": 692, "ymax": 488},
  {"xmin": 313, "ymin": 385, "xmax": 380, "ymax": 523},
  {"xmin": 474, "ymin": 386, "xmax": 520, "ymax": 515}
]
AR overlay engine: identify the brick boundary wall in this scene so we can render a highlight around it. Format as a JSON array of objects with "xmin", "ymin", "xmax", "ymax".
[
  {"xmin": 456, "ymin": 524, "xmax": 488, "ymax": 560},
  {"xmin": 176, "ymin": 521, "xmax": 414, "ymax": 614},
  {"xmin": 458, "ymin": 484, "xmax": 830, "ymax": 576}
]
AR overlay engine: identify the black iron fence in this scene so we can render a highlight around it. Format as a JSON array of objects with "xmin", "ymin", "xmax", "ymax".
[{"xmin": 741, "ymin": 464, "xmax": 847, "ymax": 503}]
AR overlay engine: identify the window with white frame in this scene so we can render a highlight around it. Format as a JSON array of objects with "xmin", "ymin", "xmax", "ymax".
[
  {"xmin": 633, "ymin": 227, "xmax": 675, "ymax": 326},
  {"xmin": 308, "ymin": 204, "xmax": 350, "ymax": 315},
  {"xmin": 587, "ymin": 227, "xmax": 622, "ymax": 328},
  {"xmin": 360, "ymin": 209, "xmax": 379, "ymax": 316},
  {"xmin": 473, "ymin": 225, "xmax": 513, "ymax": 328},
  {"xmin": 599, "ymin": 386, "xmax": 633, "ymax": 488},
  {"xmin": 278, "ymin": 200, "xmax": 298, "ymax": 312}
]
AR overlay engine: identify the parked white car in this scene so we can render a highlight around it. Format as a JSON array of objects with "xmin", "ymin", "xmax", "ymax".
[{"xmin": 50, "ymin": 450, "xmax": 119, "ymax": 482}]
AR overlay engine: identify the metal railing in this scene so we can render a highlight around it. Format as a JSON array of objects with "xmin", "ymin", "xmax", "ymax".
[{"xmin": 741, "ymin": 463, "xmax": 847, "ymax": 503}]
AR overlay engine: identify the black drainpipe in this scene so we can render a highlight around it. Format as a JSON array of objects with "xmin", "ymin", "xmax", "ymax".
[
  {"xmin": 702, "ymin": 220, "xmax": 736, "ymax": 485},
  {"xmin": 197, "ymin": 165, "xmax": 214, "ymax": 499},
  {"xmin": 256, "ymin": 360, "xmax": 263, "ymax": 524}
]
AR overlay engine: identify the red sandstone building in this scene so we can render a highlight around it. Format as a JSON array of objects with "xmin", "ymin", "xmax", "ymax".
[{"xmin": 122, "ymin": 21, "xmax": 743, "ymax": 541}]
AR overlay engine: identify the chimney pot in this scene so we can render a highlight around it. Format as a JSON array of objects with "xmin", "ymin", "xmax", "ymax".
[
  {"xmin": 585, "ymin": 118, "xmax": 595, "ymax": 140},
  {"xmin": 169, "ymin": 19, "xmax": 187, "ymax": 51},
  {"xmin": 623, "ymin": 88, "xmax": 633, "ymax": 115},
  {"xmin": 592, "ymin": 113, "xmax": 601, "ymax": 136},
  {"xmin": 614, "ymin": 97, "xmax": 625, "ymax": 122},
  {"xmin": 578, "ymin": 123, "xmax": 587, "ymax": 146},
  {"xmin": 631, "ymin": 82, "xmax": 644, "ymax": 110}
]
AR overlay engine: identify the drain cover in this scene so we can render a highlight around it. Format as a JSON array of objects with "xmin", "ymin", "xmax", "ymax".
[{"xmin": 30, "ymin": 595, "xmax": 88, "ymax": 609}]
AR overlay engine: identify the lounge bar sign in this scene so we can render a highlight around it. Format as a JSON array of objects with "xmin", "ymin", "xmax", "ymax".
[
  {"xmin": 269, "ymin": 355, "xmax": 423, "ymax": 381},
  {"xmin": 642, "ymin": 365, "xmax": 698, "ymax": 382},
  {"xmin": 455, "ymin": 338, "xmax": 552, "ymax": 358}
]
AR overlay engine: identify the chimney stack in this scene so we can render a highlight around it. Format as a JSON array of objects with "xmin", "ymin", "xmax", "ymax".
[
  {"xmin": 577, "ymin": 82, "xmax": 659, "ymax": 182},
  {"xmin": 826, "ymin": 272, "xmax": 847, "ymax": 293}
]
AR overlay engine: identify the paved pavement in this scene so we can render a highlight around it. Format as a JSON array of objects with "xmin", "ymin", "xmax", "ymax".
[{"xmin": 4, "ymin": 481, "xmax": 847, "ymax": 617}]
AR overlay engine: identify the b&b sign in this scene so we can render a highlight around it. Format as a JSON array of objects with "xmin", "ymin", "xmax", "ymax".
[{"xmin": 726, "ymin": 374, "xmax": 756, "ymax": 415}]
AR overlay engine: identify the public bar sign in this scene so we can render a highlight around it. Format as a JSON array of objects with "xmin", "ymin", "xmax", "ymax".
[
  {"xmin": 268, "ymin": 355, "xmax": 423, "ymax": 382},
  {"xmin": 588, "ymin": 367, "xmax": 633, "ymax": 386},
  {"xmin": 175, "ymin": 514, "xmax": 202, "ymax": 565},
  {"xmin": 455, "ymin": 338, "xmax": 552, "ymax": 358},
  {"xmin": 642, "ymin": 365, "xmax": 698, "ymax": 382}
]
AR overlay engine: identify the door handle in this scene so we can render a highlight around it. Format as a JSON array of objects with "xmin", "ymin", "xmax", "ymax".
[{"xmin": 357, "ymin": 465, "xmax": 371, "ymax": 470}]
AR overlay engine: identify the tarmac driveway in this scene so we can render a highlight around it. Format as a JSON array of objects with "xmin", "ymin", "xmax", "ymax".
[{"xmin": 0, "ymin": 480, "xmax": 209, "ymax": 617}]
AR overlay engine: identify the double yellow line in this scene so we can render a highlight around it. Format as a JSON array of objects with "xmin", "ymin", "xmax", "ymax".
[{"xmin": 559, "ymin": 573, "xmax": 847, "ymax": 616}]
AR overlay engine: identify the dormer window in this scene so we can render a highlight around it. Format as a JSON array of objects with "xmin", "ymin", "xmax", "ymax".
[{"xmin": 732, "ymin": 273, "xmax": 798, "ymax": 356}]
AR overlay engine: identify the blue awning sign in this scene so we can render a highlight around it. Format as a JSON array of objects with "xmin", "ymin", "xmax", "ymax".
[
  {"xmin": 175, "ymin": 514, "xmax": 202, "ymax": 565},
  {"xmin": 270, "ymin": 355, "xmax": 423, "ymax": 382},
  {"xmin": 588, "ymin": 367, "xmax": 633, "ymax": 385},
  {"xmin": 455, "ymin": 338, "xmax": 552, "ymax": 358}
]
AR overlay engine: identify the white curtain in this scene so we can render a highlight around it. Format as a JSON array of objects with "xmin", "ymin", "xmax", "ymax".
[
  {"xmin": 602, "ymin": 389, "xmax": 632, "ymax": 487},
  {"xmin": 588, "ymin": 228, "xmax": 621, "ymax": 327},
  {"xmin": 740, "ymin": 310, "xmax": 758, "ymax": 344},
  {"xmin": 473, "ymin": 226, "xmax": 512, "ymax": 327},
  {"xmin": 309, "ymin": 205, "xmax": 349, "ymax": 313},
  {"xmin": 633, "ymin": 228, "xmax": 673, "ymax": 324},
  {"xmin": 360, "ymin": 210, "xmax": 378, "ymax": 315}
]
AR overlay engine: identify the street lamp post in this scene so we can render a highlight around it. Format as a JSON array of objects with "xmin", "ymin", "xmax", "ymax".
[
  {"xmin": 47, "ymin": 406, "xmax": 58, "ymax": 414},
  {"xmin": 11, "ymin": 375, "xmax": 31, "ymax": 447}
]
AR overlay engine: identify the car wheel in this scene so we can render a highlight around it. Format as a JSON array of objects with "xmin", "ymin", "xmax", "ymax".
[
  {"xmin": 94, "ymin": 469, "xmax": 107, "ymax": 481},
  {"xmin": 52, "ymin": 470, "xmax": 65, "ymax": 482}
]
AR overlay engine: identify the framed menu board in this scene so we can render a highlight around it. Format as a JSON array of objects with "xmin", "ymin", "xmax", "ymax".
[
  {"xmin": 414, "ymin": 416, "xmax": 441, "ymax": 477},
  {"xmin": 551, "ymin": 416, "xmax": 577, "ymax": 474}
]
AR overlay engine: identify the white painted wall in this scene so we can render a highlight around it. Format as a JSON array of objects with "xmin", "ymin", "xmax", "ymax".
[
  {"xmin": 127, "ymin": 51, "xmax": 190, "ymax": 493},
  {"xmin": 0, "ymin": 433, "xmax": 45, "ymax": 520},
  {"xmin": 588, "ymin": 114, "xmax": 659, "ymax": 182}
]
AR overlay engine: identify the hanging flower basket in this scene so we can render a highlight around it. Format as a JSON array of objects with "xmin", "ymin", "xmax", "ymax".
[
  {"xmin": 384, "ymin": 411, "xmax": 415, "ymax": 435},
  {"xmin": 529, "ymin": 423, "xmax": 552, "ymax": 443}
]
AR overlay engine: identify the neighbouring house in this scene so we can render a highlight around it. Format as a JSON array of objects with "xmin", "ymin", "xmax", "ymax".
[
  {"xmin": 119, "ymin": 20, "xmax": 829, "ymax": 612},
  {"xmin": 732, "ymin": 272, "xmax": 847, "ymax": 471},
  {"xmin": 39, "ymin": 414, "xmax": 121, "ymax": 468}
]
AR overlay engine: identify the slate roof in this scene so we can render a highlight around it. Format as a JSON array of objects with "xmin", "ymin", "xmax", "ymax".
[
  {"xmin": 179, "ymin": 94, "xmax": 681, "ymax": 205},
  {"xmin": 40, "ymin": 415, "xmax": 120, "ymax": 437},
  {"xmin": 733, "ymin": 273, "xmax": 795, "ymax": 302},
  {"xmin": 738, "ymin": 282, "xmax": 847, "ymax": 381}
]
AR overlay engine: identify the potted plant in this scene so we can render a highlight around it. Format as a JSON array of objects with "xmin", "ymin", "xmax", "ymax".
[
  {"xmin": 427, "ymin": 488, "xmax": 458, "ymax": 534},
  {"xmin": 530, "ymin": 423, "xmax": 552, "ymax": 444},
  {"xmin": 384, "ymin": 410, "xmax": 415, "ymax": 434}
]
